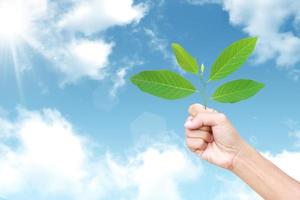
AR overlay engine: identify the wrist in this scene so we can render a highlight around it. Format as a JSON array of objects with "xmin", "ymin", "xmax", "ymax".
[
  {"xmin": 229, "ymin": 139, "xmax": 300, "ymax": 200},
  {"xmin": 230, "ymin": 140, "xmax": 256, "ymax": 173}
]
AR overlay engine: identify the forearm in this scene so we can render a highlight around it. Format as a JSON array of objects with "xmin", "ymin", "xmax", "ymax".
[{"xmin": 231, "ymin": 141, "xmax": 300, "ymax": 200}]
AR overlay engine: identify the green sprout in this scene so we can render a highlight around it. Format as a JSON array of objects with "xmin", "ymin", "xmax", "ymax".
[{"xmin": 130, "ymin": 37, "xmax": 264, "ymax": 108}]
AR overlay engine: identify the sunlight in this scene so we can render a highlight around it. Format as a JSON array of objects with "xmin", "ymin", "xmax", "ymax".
[
  {"xmin": 0, "ymin": 1, "xmax": 34, "ymax": 100},
  {"xmin": 0, "ymin": 2, "xmax": 30, "ymax": 41}
]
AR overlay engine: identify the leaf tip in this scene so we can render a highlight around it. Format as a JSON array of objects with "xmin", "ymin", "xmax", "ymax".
[
  {"xmin": 171, "ymin": 42, "xmax": 179, "ymax": 49},
  {"xmin": 258, "ymin": 82, "xmax": 265, "ymax": 89},
  {"xmin": 200, "ymin": 64, "xmax": 205, "ymax": 73}
]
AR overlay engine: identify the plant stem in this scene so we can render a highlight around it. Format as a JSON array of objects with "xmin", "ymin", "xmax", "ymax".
[{"xmin": 199, "ymin": 73, "xmax": 208, "ymax": 109}]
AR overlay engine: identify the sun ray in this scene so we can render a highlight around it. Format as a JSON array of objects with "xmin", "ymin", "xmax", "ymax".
[
  {"xmin": 9, "ymin": 42, "xmax": 25, "ymax": 101},
  {"xmin": 0, "ymin": 0, "xmax": 39, "ymax": 99}
]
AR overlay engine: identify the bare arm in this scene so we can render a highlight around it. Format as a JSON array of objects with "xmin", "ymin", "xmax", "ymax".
[
  {"xmin": 184, "ymin": 104, "xmax": 300, "ymax": 200},
  {"xmin": 232, "ymin": 141, "xmax": 300, "ymax": 200}
]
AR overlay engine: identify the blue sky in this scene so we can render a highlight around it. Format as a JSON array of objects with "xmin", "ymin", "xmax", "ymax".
[{"xmin": 0, "ymin": 0, "xmax": 300, "ymax": 199}]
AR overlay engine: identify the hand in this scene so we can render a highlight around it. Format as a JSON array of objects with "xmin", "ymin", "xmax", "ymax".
[{"xmin": 184, "ymin": 104, "xmax": 245, "ymax": 170}]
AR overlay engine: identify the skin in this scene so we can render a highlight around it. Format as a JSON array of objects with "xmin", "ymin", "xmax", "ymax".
[{"xmin": 185, "ymin": 104, "xmax": 300, "ymax": 200}]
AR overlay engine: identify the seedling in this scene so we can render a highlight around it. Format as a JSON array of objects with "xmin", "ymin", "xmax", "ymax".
[{"xmin": 130, "ymin": 37, "xmax": 264, "ymax": 108}]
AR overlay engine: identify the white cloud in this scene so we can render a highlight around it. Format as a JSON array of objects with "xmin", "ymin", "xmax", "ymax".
[
  {"xmin": 50, "ymin": 0, "xmax": 147, "ymax": 84},
  {"xmin": 108, "ymin": 146, "xmax": 200, "ymax": 200},
  {"xmin": 0, "ymin": 108, "xmax": 200, "ymax": 200},
  {"xmin": 144, "ymin": 28, "xmax": 171, "ymax": 60},
  {"xmin": 186, "ymin": 0, "xmax": 300, "ymax": 69},
  {"xmin": 0, "ymin": 108, "xmax": 104, "ymax": 199},
  {"xmin": 0, "ymin": 0, "xmax": 149, "ymax": 86},
  {"xmin": 143, "ymin": 28, "xmax": 178, "ymax": 70},
  {"xmin": 56, "ymin": 39, "xmax": 114, "ymax": 84},
  {"xmin": 213, "ymin": 177, "xmax": 262, "ymax": 200},
  {"xmin": 51, "ymin": 0, "xmax": 147, "ymax": 84},
  {"xmin": 108, "ymin": 58, "xmax": 144, "ymax": 98},
  {"xmin": 92, "ymin": 58, "xmax": 144, "ymax": 111},
  {"xmin": 263, "ymin": 151, "xmax": 300, "ymax": 181},
  {"xmin": 59, "ymin": 0, "xmax": 148, "ymax": 35},
  {"xmin": 110, "ymin": 67, "xmax": 128, "ymax": 97}
]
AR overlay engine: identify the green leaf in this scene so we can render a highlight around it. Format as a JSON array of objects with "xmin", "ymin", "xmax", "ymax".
[
  {"xmin": 130, "ymin": 70, "xmax": 197, "ymax": 100},
  {"xmin": 200, "ymin": 64, "xmax": 205, "ymax": 73},
  {"xmin": 209, "ymin": 37, "xmax": 258, "ymax": 81},
  {"xmin": 212, "ymin": 79, "xmax": 264, "ymax": 103},
  {"xmin": 171, "ymin": 43, "xmax": 198, "ymax": 74}
]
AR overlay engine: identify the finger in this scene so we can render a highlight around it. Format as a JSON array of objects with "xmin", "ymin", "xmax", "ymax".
[
  {"xmin": 186, "ymin": 129, "xmax": 213, "ymax": 143},
  {"xmin": 185, "ymin": 116, "xmax": 194, "ymax": 124},
  {"xmin": 186, "ymin": 116, "xmax": 211, "ymax": 132},
  {"xmin": 199, "ymin": 126, "xmax": 211, "ymax": 132},
  {"xmin": 187, "ymin": 105, "xmax": 218, "ymax": 133},
  {"xmin": 185, "ymin": 116, "xmax": 212, "ymax": 138},
  {"xmin": 184, "ymin": 112, "xmax": 226, "ymax": 129},
  {"xmin": 188, "ymin": 104, "xmax": 218, "ymax": 117},
  {"xmin": 186, "ymin": 138, "xmax": 208, "ymax": 152}
]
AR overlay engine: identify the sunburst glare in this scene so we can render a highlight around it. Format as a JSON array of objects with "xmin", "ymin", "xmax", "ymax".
[
  {"xmin": 0, "ymin": 0, "xmax": 39, "ymax": 98},
  {"xmin": 0, "ymin": 3, "xmax": 30, "ymax": 40}
]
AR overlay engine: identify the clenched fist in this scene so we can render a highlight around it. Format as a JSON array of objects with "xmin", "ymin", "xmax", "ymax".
[{"xmin": 184, "ymin": 104, "xmax": 245, "ymax": 170}]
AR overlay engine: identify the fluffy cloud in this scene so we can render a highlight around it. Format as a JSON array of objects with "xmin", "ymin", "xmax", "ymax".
[
  {"xmin": 263, "ymin": 151, "xmax": 300, "ymax": 181},
  {"xmin": 53, "ymin": 0, "xmax": 146, "ymax": 83},
  {"xmin": 1, "ymin": 0, "xmax": 148, "ymax": 85},
  {"xmin": 0, "ymin": 108, "xmax": 200, "ymax": 200},
  {"xmin": 187, "ymin": 0, "xmax": 300, "ymax": 69},
  {"xmin": 108, "ymin": 146, "xmax": 200, "ymax": 200},
  {"xmin": 59, "ymin": 0, "xmax": 148, "ymax": 35},
  {"xmin": 56, "ymin": 39, "xmax": 114, "ymax": 84},
  {"xmin": 213, "ymin": 177, "xmax": 262, "ymax": 200},
  {"xmin": 52, "ymin": 0, "xmax": 146, "ymax": 83},
  {"xmin": 110, "ymin": 67, "xmax": 128, "ymax": 97},
  {"xmin": 0, "ymin": 108, "xmax": 103, "ymax": 199}
]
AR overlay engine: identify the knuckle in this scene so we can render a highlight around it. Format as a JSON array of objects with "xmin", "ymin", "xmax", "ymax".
[
  {"xmin": 188, "ymin": 104, "xmax": 203, "ymax": 115},
  {"xmin": 185, "ymin": 132, "xmax": 190, "ymax": 138},
  {"xmin": 185, "ymin": 129, "xmax": 191, "ymax": 137},
  {"xmin": 217, "ymin": 113, "xmax": 227, "ymax": 121},
  {"xmin": 201, "ymin": 132, "xmax": 210, "ymax": 140},
  {"xmin": 188, "ymin": 104, "xmax": 195, "ymax": 113},
  {"xmin": 199, "ymin": 126, "xmax": 210, "ymax": 132},
  {"xmin": 197, "ymin": 139, "xmax": 205, "ymax": 146},
  {"xmin": 185, "ymin": 138, "xmax": 192, "ymax": 145}
]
